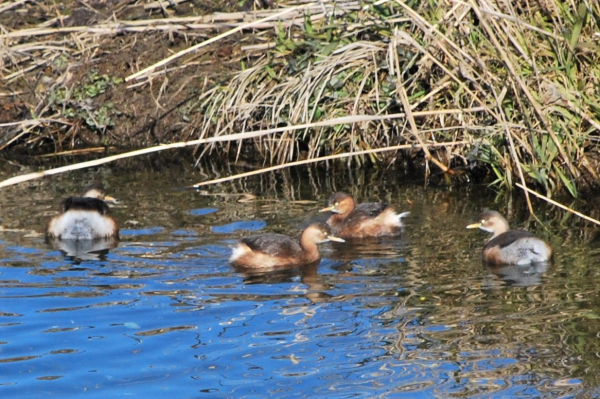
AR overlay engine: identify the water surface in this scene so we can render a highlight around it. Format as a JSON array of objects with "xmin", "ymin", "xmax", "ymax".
[{"xmin": 0, "ymin": 163, "xmax": 599, "ymax": 398}]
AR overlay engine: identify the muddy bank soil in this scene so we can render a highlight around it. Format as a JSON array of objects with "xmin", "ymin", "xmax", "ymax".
[{"xmin": 1, "ymin": 0, "xmax": 264, "ymax": 156}]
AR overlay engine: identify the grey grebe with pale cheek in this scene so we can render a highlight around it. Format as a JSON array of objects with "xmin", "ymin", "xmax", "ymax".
[{"xmin": 467, "ymin": 210, "xmax": 553, "ymax": 265}]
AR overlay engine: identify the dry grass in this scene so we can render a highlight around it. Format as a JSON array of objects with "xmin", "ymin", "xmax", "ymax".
[
  {"xmin": 188, "ymin": 0, "xmax": 600, "ymax": 198},
  {"xmin": 1, "ymin": 0, "xmax": 600, "ymax": 199}
]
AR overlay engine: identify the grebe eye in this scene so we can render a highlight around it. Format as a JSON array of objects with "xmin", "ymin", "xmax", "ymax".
[
  {"xmin": 481, "ymin": 219, "xmax": 486, "ymax": 224},
  {"xmin": 335, "ymin": 202, "xmax": 339, "ymax": 206}
]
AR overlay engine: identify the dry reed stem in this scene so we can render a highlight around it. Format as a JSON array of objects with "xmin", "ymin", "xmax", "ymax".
[
  {"xmin": 125, "ymin": 5, "xmax": 307, "ymax": 82},
  {"xmin": 470, "ymin": 0, "xmax": 576, "ymax": 178},
  {"xmin": 392, "ymin": 28, "xmax": 451, "ymax": 175},
  {"xmin": 2, "ymin": 0, "xmax": 598, "ymax": 200},
  {"xmin": 475, "ymin": 5, "xmax": 563, "ymax": 40},
  {"xmin": 395, "ymin": 30, "xmax": 499, "ymax": 121},
  {"xmin": 493, "ymin": 85, "xmax": 533, "ymax": 213},
  {"xmin": 144, "ymin": 0, "xmax": 189, "ymax": 11},
  {"xmin": 0, "ymin": 119, "xmax": 71, "ymax": 128},
  {"xmin": 36, "ymin": 147, "xmax": 118, "ymax": 157},
  {"xmin": 393, "ymin": 0, "xmax": 475, "ymax": 65},
  {"xmin": 516, "ymin": 184, "xmax": 600, "ymax": 226},
  {"xmin": 191, "ymin": 141, "xmax": 469, "ymax": 188},
  {"xmin": 0, "ymin": 3, "xmax": 360, "ymax": 42},
  {"xmin": 398, "ymin": 86, "xmax": 449, "ymax": 175},
  {"xmin": 0, "ymin": 0, "xmax": 29, "ymax": 14}
]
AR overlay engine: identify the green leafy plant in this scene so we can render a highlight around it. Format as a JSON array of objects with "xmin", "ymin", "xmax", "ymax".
[{"xmin": 49, "ymin": 71, "xmax": 123, "ymax": 132}]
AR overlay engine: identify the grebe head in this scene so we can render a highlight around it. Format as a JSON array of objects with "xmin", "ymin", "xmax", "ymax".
[
  {"xmin": 81, "ymin": 183, "xmax": 119, "ymax": 204},
  {"xmin": 302, "ymin": 222, "xmax": 345, "ymax": 244},
  {"xmin": 319, "ymin": 192, "xmax": 355, "ymax": 215},
  {"xmin": 467, "ymin": 210, "xmax": 510, "ymax": 237}
]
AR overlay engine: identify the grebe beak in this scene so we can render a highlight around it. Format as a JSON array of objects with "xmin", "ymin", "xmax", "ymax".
[
  {"xmin": 104, "ymin": 195, "xmax": 120, "ymax": 204},
  {"xmin": 319, "ymin": 205, "xmax": 336, "ymax": 213},
  {"xmin": 327, "ymin": 235, "xmax": 345, "ymax": 243},
  {"xmin": 466, "ymin": 222, "xmax": 482, "ymax": 229}
]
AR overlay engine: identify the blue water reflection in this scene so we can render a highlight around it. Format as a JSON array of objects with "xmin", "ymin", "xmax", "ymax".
[
  {"xmin": 0, "ymin": 179, "xmax": 597, "ymax": 398},
  {"xmin": 189, "ymin": 207, "xmax": 218, "ymax": 216},
  {"xmin": 211, "ymin": 220, "xmax": 267, "ymax": 234}
]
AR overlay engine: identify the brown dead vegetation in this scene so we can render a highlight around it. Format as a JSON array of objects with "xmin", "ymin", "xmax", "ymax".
[{"xmin": 1, "ymin": 0, "xmax": 600, "ymax": 202}]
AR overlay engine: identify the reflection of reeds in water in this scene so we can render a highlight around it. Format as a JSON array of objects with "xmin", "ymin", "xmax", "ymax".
[
  {"xmin": 376, "ymin": 265, "xmax": 600, "ymax": 391},
  {"xmin": 192, "ymin": 165, "xmax": 425, "ymax": 243}
]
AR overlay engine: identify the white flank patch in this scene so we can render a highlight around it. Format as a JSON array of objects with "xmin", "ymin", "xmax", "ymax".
[
  {"xmin": 49, "ymin": 211, "xmax": 114, "ymax": 239},
  {"xmin": 229, "ymin": 244, "xmax": 247, "ymax": 263},
  {"xmin": 383, "ymin": 210, "xmax": 410, "ymax": 227}
]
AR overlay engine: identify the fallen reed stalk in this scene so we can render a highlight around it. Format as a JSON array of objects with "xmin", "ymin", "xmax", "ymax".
[
  {"xmin": 36, "ymin": 147, "xmax": 118, "ymax": 157},
  {"xmin": 0, "ymin": 0, "xmax": 29, "ymax": 14},
  {"xmin": 517, "ymin": 184, "xmax": 600, "ymax": 227},
  {"xmin": 125, "ymin": 5, "xmax": 307, "ymax": 82},
  {"xmin": 144, "ymin": 0, "xmax": 189, "ymax": 10},
  {"xmin": 0, "ymin": 6, "xmax": 353, "ymax": 39}
]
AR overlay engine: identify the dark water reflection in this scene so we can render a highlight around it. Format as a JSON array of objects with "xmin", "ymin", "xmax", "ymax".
[{"xmin": 0, "ymin": 161, "xmax": 599, "ymax": 397}]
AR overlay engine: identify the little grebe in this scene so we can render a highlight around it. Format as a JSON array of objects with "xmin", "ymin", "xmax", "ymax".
[
  {"xmin": 467, "ymin": 210, "xmax": 553, "ymax": 265},
  {"xmin": 319, "ymin": 192, "xmax": 409, "ymax": 239},
  {"xmin": 229, "ymin": 222, "xmax": 344, "ymax": 268},
  {"xmin": 46, "ymin": 183, "xmax": 119, "ymax": 240}
]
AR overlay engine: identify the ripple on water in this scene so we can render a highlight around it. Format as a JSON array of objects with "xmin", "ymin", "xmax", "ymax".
[
  {"xmin": 0, "ymin": 175, "xmax": 598, "ymax": 398},
  {"xmin": 211, "ymin": 220, "xmax": 267, "ymax": 234},
  {"xmin": 189, "ymin": 207, "xmax": 218, "ymax": 216}
]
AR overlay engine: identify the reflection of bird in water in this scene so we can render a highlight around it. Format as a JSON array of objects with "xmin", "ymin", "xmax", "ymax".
[
  {"xmin": 467, "ymin": 210, "xmax": 553, "ymax": 265},
  {"xmin": 485, "ymin": 262, "xmax": 549, "ymax": 287},
  {"xmin": 236, "ymin": 261, "xmax": 334, "ymax": 304},
  {"xmin": 230, "ymin": 222, "xmax": 344, "ymax": 269},
  {"xmin": 46, "ymin": 183, "xmax": 119, "ymax": 240},
  {"xmin": 47, "ymin": 237, "xmax": 118, "ymax": 262},
  {"xmin": 320, "ymin": 192, "xmax": 409, "ymax": 239}
]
